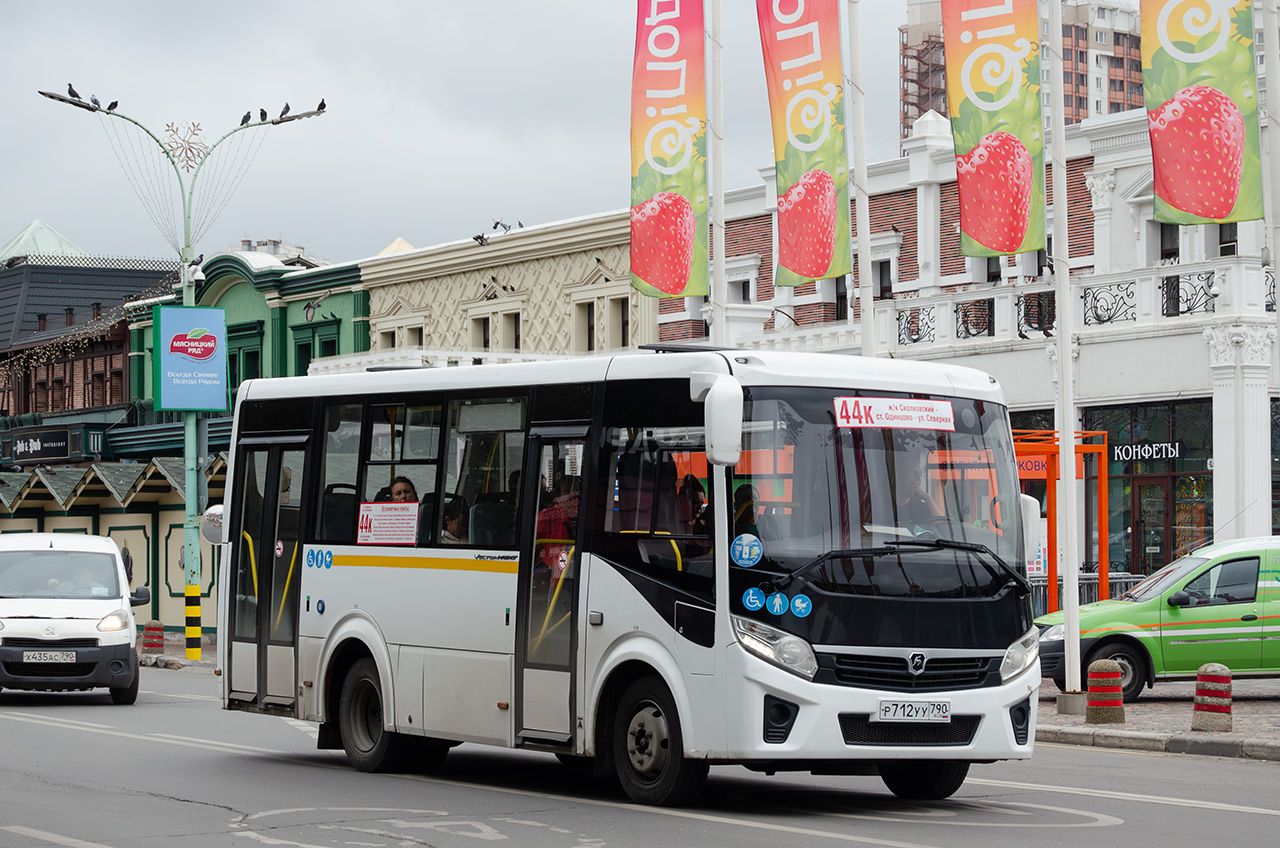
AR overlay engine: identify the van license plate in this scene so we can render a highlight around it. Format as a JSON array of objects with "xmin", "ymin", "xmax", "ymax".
[
  {"xmin": 22, "ymin": 651, "xmax": 76, "ymax": 663},
  {"xmin": 875, "ymin": 700, "xmax": 951, "ymax": 723}
]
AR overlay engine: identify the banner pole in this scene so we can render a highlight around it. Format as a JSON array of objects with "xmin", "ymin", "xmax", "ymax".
[
  {"xmin": 709, "ymin": 0, "xmax": 727, "ymax": 346},
  {"xmin": 845, "ymin": 0, "xmax": 877, "ymax": 356},
  {"xmin": 1263, "ymin": 1, "xmax": 1280, "ymax": 325},
  {"xmin": 1046, "ymin": 0, "xmax": 1081, "ymax": 697}
]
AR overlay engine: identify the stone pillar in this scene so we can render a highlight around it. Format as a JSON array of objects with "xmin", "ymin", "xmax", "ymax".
[
  {"xmin": 1085, "ymin": 171, "xmax": 1116, "ymax": 271},
  {"xmin": 1204, "ymin": 323, "xmax": 1277, "ymax": 539}
]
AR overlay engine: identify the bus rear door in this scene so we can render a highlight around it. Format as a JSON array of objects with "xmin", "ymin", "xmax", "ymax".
[{"xmin": 227, "ymin": 439, "xmax": 308, "ymax": 713}]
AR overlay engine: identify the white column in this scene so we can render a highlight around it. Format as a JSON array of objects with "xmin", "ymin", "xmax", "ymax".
[
  {"xmin": 1085, "ymin": 171, "xmax": 1116, "ymax": 271},
  {"xmin": 1204, "ymin": 323, "xmax": 1277, "ymax": 539}
]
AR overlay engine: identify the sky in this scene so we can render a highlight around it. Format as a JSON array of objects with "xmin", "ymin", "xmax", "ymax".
[{"xmin": 0, "ymin": 1, "xmax": 909, "ymax": 266}]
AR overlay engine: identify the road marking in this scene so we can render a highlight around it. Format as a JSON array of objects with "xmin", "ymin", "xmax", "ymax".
[
  {"xmin": 815, "ymin": 800, "xmax": 1122, "ymax": 828},
  {"xmin": 969, "ymin": 778, "xmax": 1280, "ymax": 816},
  {"xmin": 0, "ymin": 826, "xmax": 114, "ymax": 847},
  {"xmin": 3, "ymin": 711, "xmax": 112, "ymax": 729}
]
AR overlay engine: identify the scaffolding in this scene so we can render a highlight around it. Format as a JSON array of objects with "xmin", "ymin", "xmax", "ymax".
[{"xmin": 899, "ymin": 28, "xmax": 948, "ymax": 145}]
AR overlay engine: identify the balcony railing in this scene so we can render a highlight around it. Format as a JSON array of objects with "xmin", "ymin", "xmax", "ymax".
[{"xmin": 740, "ymin": 256, "xmax": 1268, "ymax": 355}]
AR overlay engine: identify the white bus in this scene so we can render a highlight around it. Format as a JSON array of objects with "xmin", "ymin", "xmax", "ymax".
[{"xmin": 204, "ymin": 348, "xmax": 1041, "ymax": 806}]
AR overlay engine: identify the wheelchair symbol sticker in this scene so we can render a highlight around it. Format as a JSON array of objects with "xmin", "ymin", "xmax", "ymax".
[{"xmin": 742, "ymin": 587, "xmax": 766, "ymax": 611}]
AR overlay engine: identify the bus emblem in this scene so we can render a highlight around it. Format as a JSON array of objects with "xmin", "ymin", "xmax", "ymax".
[{"xmin": 909, "ymin": 652, "xmax": 926, "ymax": 675}]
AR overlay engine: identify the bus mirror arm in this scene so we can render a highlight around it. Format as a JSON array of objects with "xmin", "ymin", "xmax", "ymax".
[
  {"xmin": 694, "ymin": 372, "xmax": 743, "ymax": 467},
  {"xmin": 1018, "ymin": 494, "xmax": 1040, "ymax": 567}
]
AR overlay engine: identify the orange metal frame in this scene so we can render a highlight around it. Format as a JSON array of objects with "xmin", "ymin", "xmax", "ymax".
[{"xmin": 1013, "ymin": 430, "xmax": 1109, "ymax": 613}]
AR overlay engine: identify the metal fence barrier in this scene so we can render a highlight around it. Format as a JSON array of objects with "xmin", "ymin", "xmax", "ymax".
[{"xmin": 1029, "ymin": 572, "xmax": 1145, "ymax": 618}]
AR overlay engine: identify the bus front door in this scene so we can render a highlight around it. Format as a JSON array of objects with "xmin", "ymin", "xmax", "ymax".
[
  {"xmin": 228, "ymin": 443, "xmax": 308, "ymax": 712},
  {"xmin": 517, "ymin": 435, "xmax": 587, "ymax": 742}
]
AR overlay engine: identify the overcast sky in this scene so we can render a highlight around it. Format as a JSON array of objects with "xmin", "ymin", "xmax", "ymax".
[{"xmin": 0, "ymin": 1, "xmax": 909, "ymax": 265}]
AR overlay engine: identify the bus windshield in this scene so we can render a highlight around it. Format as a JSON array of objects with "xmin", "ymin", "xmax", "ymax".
[{"xmin": 733, "ymin": 388, "xmax": 1024, "ymax": 598}]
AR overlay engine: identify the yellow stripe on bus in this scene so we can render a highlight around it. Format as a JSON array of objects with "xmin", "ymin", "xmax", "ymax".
[{"xmin": 332, "ymin": 554, "xmax": 518, "ymax": 574}]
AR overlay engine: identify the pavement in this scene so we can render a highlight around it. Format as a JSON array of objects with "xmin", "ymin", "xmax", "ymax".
[
  {"xmin": 1035, "ymin": 677, "xmax": 1280, "ymax": 762},
  {"xmin": 138, "ymin": 637, "xmax": 1280, "ymax": 763}
]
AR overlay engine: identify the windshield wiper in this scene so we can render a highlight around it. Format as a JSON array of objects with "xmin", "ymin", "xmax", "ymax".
[
  {"xmin": 888, "ymin": 537, "xmax": 1032, "ymax": 595},
  {"xmin": 769, "ymin": 547, "xmax": 898, "ymax": 592}
]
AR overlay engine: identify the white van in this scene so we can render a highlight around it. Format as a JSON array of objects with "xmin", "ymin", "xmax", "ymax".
[{"xmin": 0, "ymin": 534, "xmax": 151, "ymax": 704}]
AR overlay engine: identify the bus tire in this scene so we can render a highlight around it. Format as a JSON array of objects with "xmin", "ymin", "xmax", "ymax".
[
  {"xmin": 1086, "ymin": 642, "xmax": 1146, "ymax": 703},
  {"xmin": 612, "ymin": 676, "xmax": 708, "ymax": 806},
  {"xmin": 339, "ymin": 657, "xmax": 404, "ymax": 772},
  {"xmin": 110, "ymin": 662, "xmax": 140, "ymax": 705},
  {"xmin": 879, "ymin": 760, "xmax": 969, "ymax": 800}
]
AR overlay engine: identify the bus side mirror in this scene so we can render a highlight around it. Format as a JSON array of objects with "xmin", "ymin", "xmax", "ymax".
[
  {"xmin": 201, "ymin": 504, "xmax": 226, "ymax": 545},
  {"xmin": 1019, "ymin": 494, "xmax": 1040, "ymax": 565},
  {"xmin": 692, "ymin": 372, "xmax": 743, "ymax": 467}
]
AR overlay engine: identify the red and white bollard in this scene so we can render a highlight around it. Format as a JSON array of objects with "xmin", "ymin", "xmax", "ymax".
[
  {"xmin": 1085, "ymin": 659, "xmax": 1125, "ymax": 724},
  {"xmin": 142, "ymin": 620, "xmax": 164, "ymax": 654},
  {"xmin": 1191, "ymin": 662, "xmax": 1232, "ymax": 732}
]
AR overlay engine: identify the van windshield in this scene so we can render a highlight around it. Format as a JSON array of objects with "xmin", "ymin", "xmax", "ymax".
[
  {"xmin": 0, "ymin": 551, "xmax": 120, "ymax": 599},
  {"xmin": 1123, "ymin": 556, "xmax": 1207, "ymax": 601}
]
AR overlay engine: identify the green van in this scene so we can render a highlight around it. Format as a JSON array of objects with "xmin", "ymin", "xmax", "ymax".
[{"xmin": 1036, "ymin": 536, "xmax": 1280, "ymax": 702}]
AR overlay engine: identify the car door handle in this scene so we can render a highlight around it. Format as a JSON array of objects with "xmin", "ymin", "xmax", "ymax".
[{"xmin": 1241, "ymin": 615, "xmax": 1258, "ymax": 621}]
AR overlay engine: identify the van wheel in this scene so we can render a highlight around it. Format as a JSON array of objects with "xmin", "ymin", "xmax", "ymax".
[
  {"xmin": 110, "ymin": 663, "xmax": 140, "ymax": 705},
  {"xmin": 612, "ymin": 676, "xmax": 707, "ymax": 806},
  {"xmin": 339, "ymin": 658, "xmax": 406, "ymax": 772},
  {"xmin": 879, "ymin": 760, "xmax": 970, "ymax": 800},
  {"xmin": 1086, "ymin": 642, "xmax": 1146, "ymax": 702}
]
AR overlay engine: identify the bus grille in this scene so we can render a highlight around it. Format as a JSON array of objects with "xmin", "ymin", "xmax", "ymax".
[
  {"xmin": 838, "ymin": 714, "xmax": 981, "ymax": 746},
  {"xmin": 822, "ymin": 653, "xmax": 998, "ymax": 692}
]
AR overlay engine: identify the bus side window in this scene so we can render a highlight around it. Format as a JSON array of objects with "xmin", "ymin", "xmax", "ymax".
[
  {"xmin": 315, "ymin": 403, "xmax": 362, "ymax": 543},
  {"xmin": 441, "ymin": 396, "xmax": 526, "ymax": 549}
]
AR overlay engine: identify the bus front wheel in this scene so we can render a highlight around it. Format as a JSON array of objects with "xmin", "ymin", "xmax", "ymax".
[
  {"xmin": 879, "ymin": 760, "xmax": 970, "ymax": 800},
  {"xmin": 612, "ymin": 676, "xmax": 708, "ymax": 806},
  {"xmin": 339, "ymin": 657, "xmax": 405, "ymax": 772}
]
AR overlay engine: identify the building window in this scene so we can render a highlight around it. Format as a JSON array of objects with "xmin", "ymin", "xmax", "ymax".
[
  {"xmin": 1160, "ymin": 222, "xmax": 1180, "ymax": 263},
  {"xmin": 987, "ymin": 256, "xmax": 1002, "ymax": 283},
  {"xmin": 1096, "ymin": 30, "xmax": 1108, "ymax": 44},
  {"xmin": 578, "ymin": 301, "xmax": 596, "ymax": 352},
  {"xmin": 611, "ymin": 297, "xmax": 630, "ymax": 348},
  {"xmin": 296, "ymin": 341, "xmax": 313, "ymax": 375},
  {"xmin": 835, "ymin": 275, "xmax": 848, "ymax": 320},
  {"xmin": 379, "ymin": 330, "xmax": 396, "ymax": 349},
  {"xmin": 1218, "ymin": 222, "xmax": 1238, "ymax": 257},
  {"xmin": 876, "ymin": 260, "xmax": 893, "ymax": 299},
  {"xmin": 503, "ymin": 312, "xmax": 521, "ymax": 352},
  {"xmin": 34, "ymin": 381, "xmax": 48, "ymax": 412},
  {"xmin": 91, "ymin": 373, "xmax": 105, "ymax": 406},
  {"xmin": 51, "ymin": 378, "xmax": 65, "ymax": 412},
  {"xmin": 473, "ymin": 317, "xmax": 491, "ymax": 351}
]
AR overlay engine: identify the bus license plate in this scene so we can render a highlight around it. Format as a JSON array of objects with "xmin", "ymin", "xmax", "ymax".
[
  {"xmin": 875, "ymin": 700, "xmax": 951, "ymax": 723},
  {"xmin": 22, "ymin": 651, "xmax": 75, "ymax": 663}
]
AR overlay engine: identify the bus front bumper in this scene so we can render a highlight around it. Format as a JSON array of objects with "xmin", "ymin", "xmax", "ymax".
[{"xmin": 722, "ymin": 647, "xmax": 1040, "ymax": 765}]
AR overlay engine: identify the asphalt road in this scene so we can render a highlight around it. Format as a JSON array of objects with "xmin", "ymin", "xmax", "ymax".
[{"xmin": 1, "ymin": 665, "xmax": 1277, "ymax": 848}]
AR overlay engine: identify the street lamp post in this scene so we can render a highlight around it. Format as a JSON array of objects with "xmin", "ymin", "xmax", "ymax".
[{"xmin": 39, "ymin": 90, "xmax": 324, "ymax": 659}]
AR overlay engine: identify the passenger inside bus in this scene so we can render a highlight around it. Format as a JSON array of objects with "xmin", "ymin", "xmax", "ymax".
[
  {"xmin": 389, "ymin": 477, "xmax": 417, "ymax": 502},
  {"xmin": 734, "ymin": 484, "xmax": 762, "ymax": 538},
  {"xmin": 440, "ymin": 498, "xmax": 466, "ymax": 544}
]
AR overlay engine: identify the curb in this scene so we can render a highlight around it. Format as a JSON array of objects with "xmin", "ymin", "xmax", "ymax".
[
  {"xmin": 1036, "ymin": 725, "xmax": 1280, "ymax": 762},
  {"xmin": 140, "ymin": 654, "xmax": 217, "ymax": 671}
]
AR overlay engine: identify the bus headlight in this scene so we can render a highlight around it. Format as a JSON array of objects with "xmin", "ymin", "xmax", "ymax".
[
  {"xmin": 1000, "ymin": 627, "xmax": 1040, "ymax": 681},
  {"xmin": 732, "ymin": 615, "xmax": 818, "ymax": 680},
  {"xmin": 97, "ymin": 610, "xmax": 131, "ymax": 632}
]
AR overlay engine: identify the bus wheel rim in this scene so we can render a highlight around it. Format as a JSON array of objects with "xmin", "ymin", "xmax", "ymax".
[
  {"xmin": 353, "ymin": 679, "xmax": 381, "ymax": 753},
  {"xmin": 625, "ymin": 700, "xmax": 669, "ymax": 783}
]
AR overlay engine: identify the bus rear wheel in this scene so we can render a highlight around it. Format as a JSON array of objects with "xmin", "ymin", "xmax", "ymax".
[
  {"xmin": 340, "ymin": 657, "xmax": 406, "ymax": 772},
  {"xmin": 879, "ymin": 760, "xmax": 970, "ymax": 800},
  {"xmin": 612, "ymin": 676, "xmax": 707, "ymax": 806}
]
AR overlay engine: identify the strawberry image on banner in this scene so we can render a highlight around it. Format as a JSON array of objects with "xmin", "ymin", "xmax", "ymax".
[
  {"xmin": 757, "ymin": 0, "xmax": 850, "ymax": 286},
  {"xmin": 629, "ymin": 2, "xmax": 708, "ymax": 298},
  {"xmin": 1142, "ymin": 1, "xmax": 1261, "ymax": 224},
  {"xmin": 940, "ymin": 0, "xmax": 1044, "ymax": 258}
]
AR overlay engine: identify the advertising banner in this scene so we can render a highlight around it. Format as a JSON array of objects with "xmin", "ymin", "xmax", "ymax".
[
  {"xmin": 153, "ymin": 305, "xmax": 228, "ymax": 412},
  {"xmin": 630, "ymin": 0, "xmax": 708, "ymax": 298},
  {"xmin": 757, "ymin": 0, "xmax": 851, "ymax": 286},
  {"xmin": 940, "ymin": 0, "xmax": 1044, "ymax": 257},
  {"xmin": 1142, "ymin": 0, "xmax": 1262, "ymax": 223}
]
